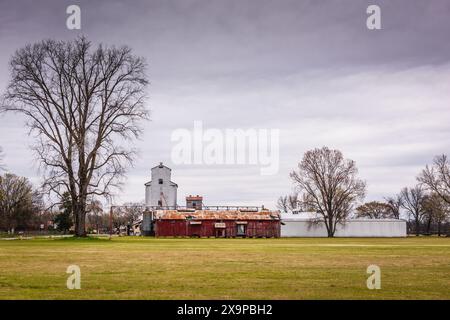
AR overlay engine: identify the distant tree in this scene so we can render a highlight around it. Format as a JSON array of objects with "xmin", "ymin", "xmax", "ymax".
[
  {"xmin": 418, "ymin": 155, "xmax": 450, "ymax": 205},
  {"xmin": 0, "ymin": 173, "xmax": 41, "ymax": 233},
  {"xmin": 384, "ymin": 194, "xmax": 403, "ymax": 219},
  {"xmin": 1, "ymin": 37, "xmax": 149, "ymax": 236},
  {"xmin": 88, "ymin": 212, "xmax": 109, "ymax": 234},
  {"xmin": 113, "ymin": 202, "xmax": 143, "ymax": 235},
  {"xmin": 290, "ymin": 147, "xmax": 366, "ymax": 237},
  {"xmin": 355, "ymin": 201, "xmax": 392, "ymax": 219},
  {"xmin": 400, "ymin": 185, "xmax": 426, "ymax": 236},
  {"xmin": 122, "ymin": 203, "xmax": 143, "ymax": 225},
  {"xmin": 277, "ymin": 193, "xmax": 299, "ymax": 212},
  {"xmin": 34, "ymin": 209, "xmax": 57, "ymax": 231},
  {"xmin": 54, "ymin": 192, "xmax": 73, "ymax": 233},
  {"xmin": 86, "ymin": 199, "xmax": 103, "ymax": 233},
  {"xmin": 422, "ymin": 193, "xmax": 449, "ymax": 236},
  {"xmin": 30, "ymin": 191, "xmax": 46, "ymax": 229}
]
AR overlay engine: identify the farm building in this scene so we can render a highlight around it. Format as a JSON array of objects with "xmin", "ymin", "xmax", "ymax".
[
  {"xmin": 141, "ymin": 163, "xmax": 280, "ymax": 237},
  {"xmin": 144, "ymin": 162, "xmax": 178, "ymax": 207},
  {"xmin": 140, "ymin": 163, "xmax": 406, "ymax": 238},
  {"xmin": 148, "ymin": 208, "xmax": 280, "ymax": 238},
  {"xmin": 186, "ymin": 195, "xmax": 203, "ymax": 210},
  {"xmin": 281, "ymin": 211, "xmax": 407, "ymax": 237}
]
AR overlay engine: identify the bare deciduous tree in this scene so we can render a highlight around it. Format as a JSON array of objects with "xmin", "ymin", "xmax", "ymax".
[
  {"xmin": 290, "ymin": 147, "xmax": 366, "ymax": 237},
  {"xmin": 112, "ymin": 202, "xmax": 144, "ymax": 235},
  {"xmin": 422, "ymin": 193, "xmax": 449, "ymax": 236},
  {"xmin": 355, "ymin": 201, "xmax": 392, "ymax": 219},
  {"xmin": 86, "ymin": 199, "xmax": 104, "ymax": 234},
  {"xmin": 400, "ymin": 185, "xmax": 426, "ymax": 236},
  {"xmin": 418, "ymin": 154, "xmax": 450, "ymax": 205},
  {"xmin": 0, "ymin": 173, "xmax": 42, "ymax": 233},
  {"xmin": 1, "ymin": 37, "xmax": 149, "ymax": 236},
  {"xmin": 277, "ymin": 193, "xmax": 299, "ymax": 212},
  {"xmin": 384, "ymin": 194, "xmax": 403, "ymax": 219}
]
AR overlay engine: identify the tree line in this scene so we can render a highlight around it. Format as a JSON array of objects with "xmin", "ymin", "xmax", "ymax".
[
  {"xmin": 1, "ymin": 147, "xmax": 143, "ymax": 235},
  {"xmin": 278, "ymin": 147, "xmax": 450, "ymax": 237},
  {"xmin": 0, "ymin": 176, "xmax": 142, "ymax": 237}
]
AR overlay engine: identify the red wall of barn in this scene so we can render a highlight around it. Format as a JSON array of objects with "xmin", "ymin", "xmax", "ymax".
[{"xmin": 155, "ymin": 220, "xmax": 280, "ymax": 238}]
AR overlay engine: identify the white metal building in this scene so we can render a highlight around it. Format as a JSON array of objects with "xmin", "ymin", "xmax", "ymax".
[
  {"xmin": 281, "ymin": 212, "xmax": 407, "ymax": 237},
  {"xmin": 144, "ymin": 163, "xmax": 178, "ymax": 207}
]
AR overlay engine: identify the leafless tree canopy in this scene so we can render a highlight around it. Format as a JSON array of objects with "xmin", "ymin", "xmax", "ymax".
[
  {"xmin": 1, "ymin": 37, "xmax": 149, "ymax": 236},
  {"xmin": 422, "ymin": 193, "xmax": 449, "ymax": 235},
  {"xmin": 86, "ymin": 199, "xmax": 104, "ymax": 233},
  {"xmin": 290, "ymin": 147, "xmax": 366, "ymax": 237},
  {"xmin": 400, "ymin": 185, "xmax": 426, "ymax": 235},
  {"xmin": 384, "ymin": 194, "xmax": 403, "ymax": 219},
  {"xmin": 355, "ymin": 201, "xmax": 393, "ymax": 219},
  {"xmin": 0, "ymin": 173, "xmax": 42, "ymax": 233},
  {"xmin": 277, "ymin": 193, "xmax": 299, "ymax": 212},
  {"xmin": 113, "ymin": 202, "xmax": 144, "ymax": 226},
  {"xmin": 418, "ymin": 154, "xmax": 450, "ymax": 205}
]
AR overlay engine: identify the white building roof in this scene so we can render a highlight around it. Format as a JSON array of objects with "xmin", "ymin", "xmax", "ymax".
[{"xmin": 280, "ymin": 211, "xmax": 405, "ymax": 222}]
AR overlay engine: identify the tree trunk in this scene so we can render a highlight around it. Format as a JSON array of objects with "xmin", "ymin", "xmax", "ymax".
[
  {"xmin": 327, "ymin": 219, "xmax": 335, "ymax": 237},
  {"xmin": 415, "ymin": 218, "xmax": 420, "ymax": 236},
  {"xmin": 75, "ymin": 211, "xmax": 86, "ymax": 237},
  {"xmin": 74, "ymin": 201, "xmax": 87, "ymax": 237},
  {"xmin": 426, "ymin": 217, "xmax": 432, "ymax": 234},
  {"xmin": 324, "ymin": 215, "xmax": 335, "ymax": 237}
]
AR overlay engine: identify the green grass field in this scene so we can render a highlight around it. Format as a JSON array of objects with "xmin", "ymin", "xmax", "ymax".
[{"xmin": 0, "ymin": 237, "xmax": 449, "ymax": 299}]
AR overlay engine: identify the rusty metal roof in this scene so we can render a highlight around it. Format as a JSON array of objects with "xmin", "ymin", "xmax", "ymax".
[{"xmin": 154, "ymin": 209, "xmax": 280, "ymax": 220}]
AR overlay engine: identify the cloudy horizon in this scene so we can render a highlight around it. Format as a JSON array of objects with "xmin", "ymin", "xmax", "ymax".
[{"xmin": 1, "ymin": 0, "xmax": 450, "ymax": 209}]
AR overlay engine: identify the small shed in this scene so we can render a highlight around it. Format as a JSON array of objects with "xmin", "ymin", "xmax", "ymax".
[
  {"xmin": 186, "ymin": 195, "xmax": 203, "ymax": 210},
  {"xmin": 154, "ymin": 209, "xmax": 280, "ymax": 238}
]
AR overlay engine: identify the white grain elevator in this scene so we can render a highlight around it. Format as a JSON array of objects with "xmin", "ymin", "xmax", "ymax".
[{"xmin": 144, "ymin": 162, "xmax": 178, "ymax": 208}]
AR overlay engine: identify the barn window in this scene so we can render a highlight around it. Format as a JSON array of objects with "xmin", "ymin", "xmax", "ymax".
[
  {"xmin": 158, "ymin": 178, "xmax": 163, "ymax": 184},
  {"xmin": 236, "ymin": 224, "xmax": 246, "ymax": 236}
]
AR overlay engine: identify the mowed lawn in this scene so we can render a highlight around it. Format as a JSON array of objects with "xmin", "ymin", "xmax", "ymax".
[{"xmin": 0, "ymin": 237, "xmax": 449, "ymax": 299}]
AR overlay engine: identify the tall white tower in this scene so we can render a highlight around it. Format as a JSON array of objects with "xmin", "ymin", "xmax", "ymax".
[{"xmin": 144, "ymin": 162, "xmax": 178, "ymax": 207}]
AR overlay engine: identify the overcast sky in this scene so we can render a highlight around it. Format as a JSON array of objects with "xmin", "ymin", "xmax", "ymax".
[{"xmin": 0, "ymin": 0, "xmax": 450, "ymax": 208}]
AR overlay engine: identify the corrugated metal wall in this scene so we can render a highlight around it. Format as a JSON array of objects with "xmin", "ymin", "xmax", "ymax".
[{"xmin": 281, "ymin": 219, "xmax": 407, "ymax": 237}]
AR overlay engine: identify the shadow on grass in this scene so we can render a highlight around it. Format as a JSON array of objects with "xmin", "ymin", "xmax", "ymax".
[{"xmin": 55, "ymin": 235, "xmax": 111, "ymax": 242}]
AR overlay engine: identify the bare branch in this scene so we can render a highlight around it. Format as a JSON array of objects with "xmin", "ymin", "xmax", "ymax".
[
  {"xmin": 400, "ymin": 185, "xmax": 426, "ymax": 235},
  {"xmin": 418, "ymin": 154, "xmax": 450, "ymax": 205}
]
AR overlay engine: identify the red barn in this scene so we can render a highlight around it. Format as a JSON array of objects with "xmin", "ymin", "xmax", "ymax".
[{"xmin": 154, "ymin": 209, "xmax": 280, "ymax": 238}]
